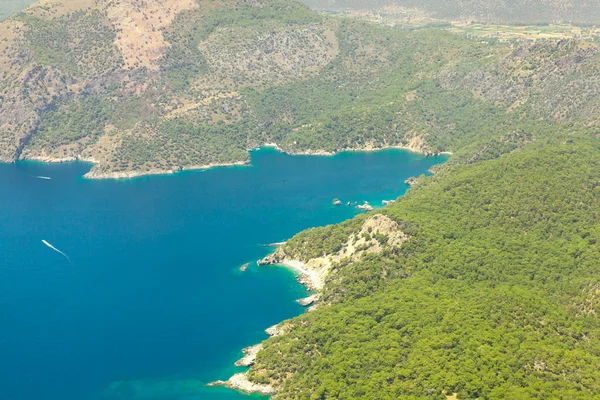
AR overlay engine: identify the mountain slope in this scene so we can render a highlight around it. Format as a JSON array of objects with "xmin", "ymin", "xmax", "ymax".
[
  {"xmin": 2, "ymin": 0, "xmax": 600, "ymax": 178},
  {"xmin": 0, "ymin": 0, "xmax": 338, "ymax": 177}
]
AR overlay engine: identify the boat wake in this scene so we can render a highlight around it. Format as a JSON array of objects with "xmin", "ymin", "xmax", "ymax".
[
  {"xmin": 35, "ymin": 176, "xmax": 52, "ymax": 180},
  {"xmin": 41, "ymin": 240, "xmax": 71, "ymax": 264}
]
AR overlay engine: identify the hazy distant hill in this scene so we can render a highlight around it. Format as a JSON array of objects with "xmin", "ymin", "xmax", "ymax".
[
  {"xmin": 0, "ymin": 0, "xmax": 35, "ymax": 21},
  {"xmin": 299, "ymin": 0, "xmax": 600, "ymax": 23},
  {"xmin": 5, "ymin": 1, "xmax": 599, "ymax": 27}
]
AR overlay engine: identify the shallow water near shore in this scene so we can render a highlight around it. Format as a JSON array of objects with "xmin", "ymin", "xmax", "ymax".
[{"xmin": 0, "ymin": 147, "xmax": 447, "ymax": 400}]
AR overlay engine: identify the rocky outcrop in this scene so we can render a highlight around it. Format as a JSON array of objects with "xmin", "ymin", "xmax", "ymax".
[
  {"xmin": 356, "ymin": 201, "xmax": 374, "ymax": 211},
  {"xmin": 297, "ymin": 294, "xmax": 319, "ymax": 306},
  {"xmin": 264, "ymin": 241, "xmax": 286, "ymax": 247},
  {"xmin": 209, "ymin": 324, "xmax": 287, "ymax": 396},
  {"xmin": 259, "ymin": 214, "xmax": 409, "ymax": 291},
  {"xmin": 266, "ymin": 323, "xmax": 287, "ymax": 338},
  {"xmin": 405, "ymin": 177, "xmax": 419, "ymax": 186},
  {"xmin": 209, "ymin": 324, "xmax": 290, "ymax": 395},
  {"xmin": 257, "ymin": 248, "xmax": 285, "ymax": 266},
  {"xmin": 258, "ymin": 252, "xmax": 324, "ymax": 290},
  {"xmin": 234, "ymin": 344, "xmax": 263, "ymax": 367},
  {"xmin": 208, "ymin": 373, "xmax": 276, "ymax": 396}
]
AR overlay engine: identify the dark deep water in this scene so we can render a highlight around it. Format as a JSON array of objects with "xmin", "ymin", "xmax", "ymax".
[{"xmin": 0, "ymin": 147, "xmax": 448, "ymax": 400}]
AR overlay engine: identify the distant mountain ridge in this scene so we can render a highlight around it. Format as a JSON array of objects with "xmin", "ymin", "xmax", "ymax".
[
  {"xmin": 299, "ymin": 0, "xmax": 600, "ymax": 23},
  {"xmin": 0, "ymin": 0, "xmax": 34, "ymax": 21},
  {"xmin": 5, "ymin": 0, "xmax": 600, "ymax": 23}
]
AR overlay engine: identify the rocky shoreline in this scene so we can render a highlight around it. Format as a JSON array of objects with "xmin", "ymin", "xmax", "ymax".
[
  {"xmin": 207, "ymin": 373, "xmax": 277, "ymax": 396},
  {"xmin": 207, "ymin": 236, "xmax": 341, "ymax": 396},
  {"xmin": 257, "ymin": 251, "xmax": 325, "ymax": 291},
  {"xmin": 276, "ymin": 143, "xmax": 449, "ymax": 158},
  {"xmin": 18, "ymin": 153, "xmax": 249, "ymax": 180},
  {"xmin": 15, "ymin": 143, "xmax": 449, "ymax": 181},
  {"xmin": 207, "ymin": 323, "xmax": 288, "ymax": 395},
  {"xmin": 215, "ymin": 215, "xmax": 409, "ymax": 395},
  {"xmin": 234, "ymin": 344, "xmax": 263, "ymax": 367},
  {"xmin": 84, "ymin": 161, "xmax": 249, "ymax": 180},
  {"xmin": 207, "ymin": 240, "xmax": 320, "ymax": 397}
]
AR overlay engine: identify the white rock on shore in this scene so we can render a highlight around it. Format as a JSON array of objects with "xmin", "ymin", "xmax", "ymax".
[
  {"xmin": 21, "ymin": 155, "xmax": 78, "ymax": 163},
  {"xmin": 264, "ymin": 241, "xmax": 286, "ymax": 247},
  {"xmin": 404, "ymin": 177, "xmax": 419, "ymax": 186},
  {"xmin": 208, "ymin": 373, "xmax": 276, "ymax": 395},
  {"xmin": 356, "ymin": 201, "xmax": 374, "ymax": 211},
  {"xmin": 297, "ymin": 294, "xmax": 318, "ymax": 306},
  {"xmin": 265, "ymin": 323, "xmax": 286, "ymax": 337},
  {"xmin": 234, "ymin": 344, "xmax": 263, "ymax": 367},
  {"xmin": 258, "ymin": 251, "xmax": 325, "ymax": 290}
]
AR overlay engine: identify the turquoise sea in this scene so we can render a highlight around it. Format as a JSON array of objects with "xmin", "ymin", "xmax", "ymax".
[{"xmin": 0, "ymin": 147, "xmax": 447, "ymax": 400}]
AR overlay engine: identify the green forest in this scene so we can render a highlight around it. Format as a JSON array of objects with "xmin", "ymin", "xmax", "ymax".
[{"xmin": 249, "ymin": 134, "xmax": 600, "ymax": 399}]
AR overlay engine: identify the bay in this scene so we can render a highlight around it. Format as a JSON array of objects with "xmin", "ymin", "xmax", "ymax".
[{"xmin": 0, "ymin": 147, "xmax": 447, "ymax": 400}]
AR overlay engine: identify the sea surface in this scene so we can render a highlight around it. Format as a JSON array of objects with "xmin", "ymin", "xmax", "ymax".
[{"xmin": 0, "ymin": 147, "xmax": 447, "ymax": 400}]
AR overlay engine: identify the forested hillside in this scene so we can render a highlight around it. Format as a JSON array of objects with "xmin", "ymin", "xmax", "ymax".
[
  {"xmin": 299, "ymin": 0, "xmax": 600, "ymax": 23},
  {"xmin": 2, "ymin": 0, "xmax": 600, "ymax": 178},
  {"xmin": 248, "ymin": 134, "xmax": 600, "ymax": 399}
]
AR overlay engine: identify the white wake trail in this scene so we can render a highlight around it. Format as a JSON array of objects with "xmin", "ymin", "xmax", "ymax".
[
  {"xmin": 41, "ymin": 240, "xmax": 71, "ymax": 263},
  {"xmin": 35, "ymin": 176, "xmax": 52, "ymax": 180}
]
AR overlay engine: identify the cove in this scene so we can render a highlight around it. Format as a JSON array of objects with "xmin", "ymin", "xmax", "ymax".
[{"xmin": 0, "ymin": 147, "xmax": 448, "ymax": 400}]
